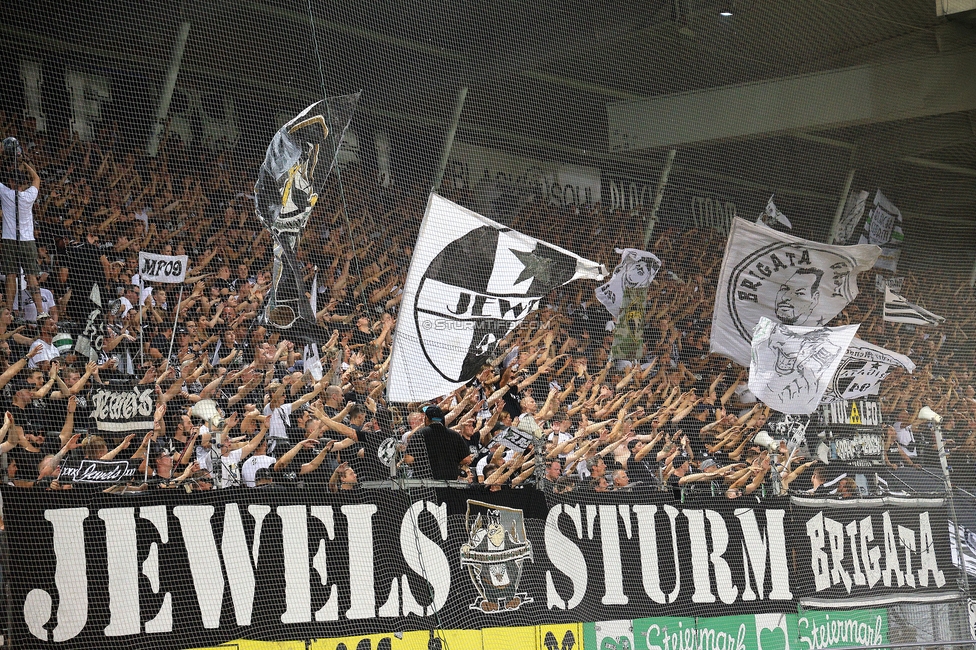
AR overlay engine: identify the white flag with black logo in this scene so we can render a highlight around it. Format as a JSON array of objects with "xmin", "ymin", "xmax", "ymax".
[
  {"xmin": 884, "ymin": 287, "xmax": 945, "ymax": 326},
  {"xmin": 595, "ymin": 248, "xmax": 661, "ymax": 318},
  {"xmin": 749, "ymin": 317, "xmax": 859, "ymax": 415},
  {"xmin": 711, "ymin": 217, "xmax": 880, "ymax": 367},
  {"xmin": 858, "ymin": 190, "xmax": 904, "ymax": 271},
  {"xmin": 387, "ymin": 193, "xmax": 606, "ymax": 402},
  {"xmin": 821, "ymin": 337, "xmax": 915, "ymax": 402}
]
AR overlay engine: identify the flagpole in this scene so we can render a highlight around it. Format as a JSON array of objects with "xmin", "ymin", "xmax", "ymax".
[
  {"xmin": 827, "ymin": 167, "xmax": 856, "ymax": 244},
  {"xmin": 642, "ymin": 148, "xmax": 676, "ymax": 248},
  {"xmin": 431, "ymin": 86, "xmax": 468, "ymax": 193},
  {"xmin": 164, "ymin": 284, "xmax": 184, "ymax": 368}
]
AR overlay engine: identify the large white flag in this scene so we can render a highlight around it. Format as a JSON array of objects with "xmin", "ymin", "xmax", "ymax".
[
  {"xmin": 883, "ymin": 286, "xmax": 945, "ymax": 326},
  {"xmin": 820, "ymin": 337, "xmax": 915, "ymax": 403},
  {"xmin": 595, "ymin": 248, "xmax": 661, "ymax": 318},
  {"xmin": 858, "ymin": 190, "xmax": 904, "ymax": 271},
  {"xmin": 387, "ymin": 194, "xmax": 606, "ymax": 402},
  {"xmin": 749, "ymin": 317, "xmax": 859, "ymax": 415},
  {"xmin": 711, "ymin": 217, "xmax": 880, "ymax": 366}
]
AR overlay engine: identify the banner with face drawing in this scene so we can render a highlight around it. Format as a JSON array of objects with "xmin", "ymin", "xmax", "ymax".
[
  {"xmin": 387, "ymin": 194, "xmax": 605, "ymax": 402},
  {"xmin": 749, "ymin": 317, "xmax": 859, "ymax": 415},
  {"xmin": 711, "ymin": 218, "xmax": 880, "ymax": 367}
]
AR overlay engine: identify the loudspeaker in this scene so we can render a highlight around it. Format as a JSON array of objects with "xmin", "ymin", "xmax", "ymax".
[
  {"xmin": 753, "ymin": 430, "xmax": 779, "ymax": 451},
  {"xmin": 190, "ymin": 399, "xmax": 224, "ymax": 429},
  {"xmin": 917, "ymin": 406, "xmax": 943, "ymax": 424}
]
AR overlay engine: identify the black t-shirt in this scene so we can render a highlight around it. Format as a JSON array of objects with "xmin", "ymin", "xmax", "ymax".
[
  {"xmin": 355, "ymin": 426, "xmax": 396, "ymax": 482},
  {"xmin": 417, "ymin": 423, "xmax": 471, "ymax": 480}
]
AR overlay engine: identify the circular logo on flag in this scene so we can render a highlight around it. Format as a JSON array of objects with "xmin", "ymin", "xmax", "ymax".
[
  {"xmin": 415, "ymin": 226, "xmax": 576, "ymax": 383},
  {"xmin": 728, "ymin": 243, "xmax": 861, "ymax": 342}
]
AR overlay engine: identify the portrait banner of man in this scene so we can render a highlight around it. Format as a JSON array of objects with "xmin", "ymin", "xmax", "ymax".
[
  {"xmin": 711, "ymin": 217, "xmax": 880, "ymax": 366},
  {"xmin": 749, "ymin": 317, "xmax": 859, "ymax": 415},
  {"xmin": 595, "ymin": 248, "xmax": 662, "ymax": 362}
]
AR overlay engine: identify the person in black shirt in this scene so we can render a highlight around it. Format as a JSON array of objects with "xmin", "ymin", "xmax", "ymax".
[{"xmin": 407, "ymin": 405, "xmax": 471, "ymax": 480}]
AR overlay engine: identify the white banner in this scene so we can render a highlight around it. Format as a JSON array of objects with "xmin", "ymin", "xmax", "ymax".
[
  {"xmin": 595, "ymin": 248, "xmax": 661, "ymax": 318},
  {"xmin": 387, "ymin": 194, "xmax": 605, "ymax": 402},
  {"xmin": 710, "ymin": 217, "xmax": 880, "ymax": 366},
  {"xmin": 875, "ymin": 274, "xmax": 904, "ymax": 294},
  {"xmin": 138, "ymin": 252, "xmax": 188, "ymax": 284},
  {"xmin": 821, "ymin": 337, "xmax": 915, "ymax": 403},
  {"xmin": 858, "ymin": 190, "xmax": 904, "ymax": 272},
  {"xmin": 749, "ymin": 317, "xmax": 859, "ymax": 415}
]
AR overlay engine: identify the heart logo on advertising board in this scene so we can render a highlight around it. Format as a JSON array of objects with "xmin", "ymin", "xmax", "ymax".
[
  {"xmin": 600, "ymin": 636, "xmax": 633, "ymax": 650},
  {"xmin": 759, "ymin": 626, "xmax": 789, "ymax": 650}
]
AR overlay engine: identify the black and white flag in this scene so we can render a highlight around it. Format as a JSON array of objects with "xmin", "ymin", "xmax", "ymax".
[
  {"xmin": 137, "ymin": 252, "xmax": 188, "ymax": 284},
  {"xmin": 821, "ymin": 337, "xmax": 915, "ymax": 403},
  {"xmin": 749, "ymin": 317, "xmax": 858, "ymax": 415},
  {"xmin": 831, "ymin": 189, "xmax": 868, "ymax": 245},
  {"xmin": 858, "ymin": 190, "xmax": 904, "ymax": 272},
  {"xmin": 387, "ymin": 194, "xmax": 605, "ymax": 402},
  {"xmin": 756, "ymin": 195, "xmax": 791, "ymax": 230},
  {"xmin": 255, "ymin": 94, "xmax": 359, "ymax": 330},
  {"xmin": 595, "ymin": 248, "xmax": 660, "ymax": 318},
  {"xmin": 711, "ymin": 217, "xmax": 880, "ymax": 367},
  {"xmin": 884, "ymin": 286, "xmax": 945, "ymax": 326},
  {"xmin": 74, "ymin": 284, "xmax": 104, "ymax": 363}
]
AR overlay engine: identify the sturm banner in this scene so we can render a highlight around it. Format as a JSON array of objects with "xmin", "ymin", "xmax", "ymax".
[
  {"xmin": 1, "ymin": 487, "xmax": 957, "ymax": 650},
  {"xmin": 137, "ymin": 252, "xmax": 189, "ymax": 284}
]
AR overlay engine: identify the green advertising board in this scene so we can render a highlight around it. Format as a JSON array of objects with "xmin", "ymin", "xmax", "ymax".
[{"xmin": 583, "ymin": 608, "xmax": 888, "ymax": 650}]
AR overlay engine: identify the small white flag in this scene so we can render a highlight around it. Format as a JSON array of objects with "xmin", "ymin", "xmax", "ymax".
[
  {"xmin": 757, "ymin": 195, "xmax": 792, "ymax": 230},
  {"xmin": 883, "ymin": 287, "xmax": 944, "ymax": 326},
  {"xmin": 749, "ymin": 317, "xmax": 859, "ymax": 415},
  {"xmin": 820, "ymin": 337, "xmax": 915, "ymax": 403},
  {"xmin": 595, "ymin": 248, "xmax": 661, "ymax": 318}
]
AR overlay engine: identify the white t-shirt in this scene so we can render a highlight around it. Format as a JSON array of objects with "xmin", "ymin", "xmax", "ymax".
[
  {"xmin": 263, "ymin": 403, "xmax": 293, "ymax": 439},
  {"xmin": 892, "ymin": 422, "xmax": 917, "ymax": 459},
  {"xmin": 241, "ymin": 454, "xmax": 275, "ymax": 487},
  {"xmin": 0, "ymin": 184, "xmax": 38, "ymax": 240},
  {"xmin": 28, "ymin": 338, "xmax": 59, "ymax": 368},
  {"xmin": 13, "ymin": 287, "xmax": 54, "ymax": 322},
  {"xmin": 219, "ymin": 448, "xmax": 244, "ymax": 488}
]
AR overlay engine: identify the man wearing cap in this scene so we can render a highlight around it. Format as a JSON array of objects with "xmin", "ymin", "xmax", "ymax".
[{"xmin": 406, "ymin": 405, "xmax": 471, "ymax": 480}]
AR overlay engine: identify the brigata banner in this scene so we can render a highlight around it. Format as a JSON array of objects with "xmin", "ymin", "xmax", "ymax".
[
  {"xmin": 1, "ymin": 487, "xmax": 956, "ymax": 649},
  {"xmin": 137, "ymin": 252, "xmax": 189, "ymax": 284},
  {"xmin": 792, "ymin": 495, "xmax": 957, "ymax": 608}
]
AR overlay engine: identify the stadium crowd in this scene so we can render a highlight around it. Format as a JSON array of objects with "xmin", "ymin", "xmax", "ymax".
[{"xmin": 0, "ymin": 111, "xmax": 975, "ymax": 499}]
